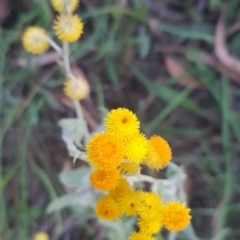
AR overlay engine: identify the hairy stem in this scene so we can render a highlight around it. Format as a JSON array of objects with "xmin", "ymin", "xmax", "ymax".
[
  {"xmin": 62, "ymin": 42, "xmax": 71, "ymax": 75},
  {"xmin": 168, "ymin": 231, "xmax": 177, "ymax": 240},
  {"xmin": 62, "ymin": 42, "xmax": 90, "ymax": 141},
  {"xmin": 44, "ymin": 36, "xmax": 62, "ymax": 55}
]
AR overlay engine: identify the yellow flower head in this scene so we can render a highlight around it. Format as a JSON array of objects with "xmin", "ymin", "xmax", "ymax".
[
  {"xmin": 33, "ymin": 232, "xmax": 49, "ymax": 240},
  {"xmin": 90, "ymin": 169, "xmax": 120, "ymax": 191},
  {"xmin": 22, "ymin": 27, "xmax": 49, "ymax": 54},
  {"xmin": 125, "ymin": 133, "xmax": 148, "ymax": 163},
  {"xmin": 128, "ymin": 232, "xmax": 156, "ymax": 240},
  {"xmin": 109, "ymin": 176, "xmax": 132, "ymax": 200},
  {"xmin": 136, "ymin": 191, "xmax": 163, "ymax": 219},
  {"xmin": 162, "ymin": 201, "xmax": 191, "ymax": 231},
  {"xmin": 95, "ymin": 195, "xmax": 121, "ymax": 220},
  {"xmin": 104, "ymin": 108, "xmax": 140, "ymax": 140},
  {"xmin": 118, "ymin": 162, "xmax": 140, "ymax": 175},
  {"xmin": 86, "ymin": 132, "xmax": 124, "ymax": 170},
  {"xmin": 53, "ymin": 14, "xmax": 83, "ymax": 43},
  {"xmin": 63, "ymin": 77, "xmax": 89, "ymax": 100},
  {"xmin": 118, "ymin": 190, "xmax": 139, "ymax": 216},
  {"xmin": 144, "ymin": 135, "xmax": 172, "ymax": 170},
  {"xmin": 138, "ymin": 216, "xmax": 163, "ymax": 234},
  {"xmin": 51, "ymin": 0, "xmax": 79, "ymax": 13}
]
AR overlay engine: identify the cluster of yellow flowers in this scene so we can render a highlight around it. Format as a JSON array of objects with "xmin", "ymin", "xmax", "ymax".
[
  {"xmin": 86, "ymin": 108, "xmax": 191, "ymax": 240},
  {"xmin": 21, "ymin": 0, "xmax": 89, "ymax": 101}
]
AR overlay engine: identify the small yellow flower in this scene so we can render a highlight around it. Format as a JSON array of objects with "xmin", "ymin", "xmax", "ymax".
[
  {"xmin": 90, "ymin": 169, "xmax": 120, "ymax": 191},
  {"xmin": 162, "ymin": 201, "xmax": 191, "ymax": 231},
  {"xmin": 128, "ymin": 232, "xmax": 156, "ymax": 240},
  {"xmin": 95, "ymin": 195, "xmax": 121, "ymax": 220},
  {"xmin": 118, "ymin": 162, "xmax": 140, "ymax": 175},
  {"xmin": 144, "ymin": 135, "xmax": 172, "ymax": 170},
  {"xmin": 22, "ymin": 27, "xmax": 49, "ymax": 54},
  {"xmin": 138, "ymin": 216, "xmax": 163, "ymax": 234},
  {"xmin": 33, "ymin": 232, "xmax": 49, "ymax": 240},
  {"xmin": 53, "ymin": 14, "xmax": 83, "ymax": 43},
  {"xmin": 125, "ymin": 133, "xmax": 148, "ymax": 163},
  {"xmin": 136, "ymin": 191, "xmax": 163, "ymax": 219},
  {"xmin": 86, "ymin": 132, "xmax": 124, "ymax": 170},
  {"xmin": 104, "ymin": 108, "xmax": 140, "ymax": 141},
  {"xmin": 51, "ymin": 0, "xmax": 79, "ymax": 13},
  {"xmin": 118, "ymin": 190, "xmax": 139, "ymax": 216},
  {"xmin": 63, "ymin": 77, "xmax": 89, "ymax": 100},
  {"xmin": 109, "ymin": 176, "xmax": 132, "ymax": 200}
]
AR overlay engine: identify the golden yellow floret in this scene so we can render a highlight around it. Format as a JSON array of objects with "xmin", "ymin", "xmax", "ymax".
[
  {"xmin": 136, "ymin": 191, "xmax": 163, "ymax": 219},
  {"xmin": 95, "ymin": 195, "xmax": 121, "ymax": 220},
  {"xmin": 33, "ymin": 232, "xmax": 49, "ymax": 240},
  {"xmin": 109, "ymin": 176, "xmax": 132, "ymax": 200},
  {"xmin": 118, "ymin": 190, "xmax": 139, "ymax": 216},
  {"xmin": 162, "ymin": 201, "xmax": 191, "ymax": 231},
  {"xmin": 90, "ymin": 169, "xmax": 120, "ymax": 191},
  {"xmin": 125, "ymin": 133, "xmax": 148, "ymax": 163},
  {"xmin": 138, "ymin": 216, "xmax": 163, "ymax": 234},
  {"xmin": 128, "ymin": 232, "xmax": 156, "ymax": 240},
  {"xmin": 22, "ymin": 27, "xmax": 49, "ymax": 54},
  {"xmin": 144, "ymin": 135, "xmax": 172, "ymax": 170},
  {"xmin": 86, "ymin": 132, "xmax": 124, "ymax": 170},
  {"xmin": 118, "ymin": 162, "xmax": 140, "ymax": 175},
  {"xmin": 104, "ymin": 108, "xmax": 140, "ymax": 141},
  {"xmin": 53, "ymin": 14, "xmax": 83, "ymax": 43},
  {"xmin": 51, "ymin": 0, "xmax": 79, "ymax": 13},
  {"xmin": 63, "ymin": 77, "xmax": 89, "ymax": 100}
]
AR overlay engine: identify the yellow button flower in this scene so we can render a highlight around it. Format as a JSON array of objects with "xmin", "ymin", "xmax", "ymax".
[
  {"xmin": 86, "ymin": 132, "xmax": 124, "ymax": 170},
  {"xmin": 118, "ymin": 190, "xmax": 139, "ymax": 216},
  {"xmin": 63, "ymin": 77, "xmax": 90, "ymax": 100},
  {"xmin": 51, "ymin": 0, "xmax": 79, "ymax": 13},
  {"xmin": 90, "ymin": 169, "xmax": 120, "ymax": 191},
  {"xmin": 118, "ymin": 162, "xmax": 140, "ymax": 175},
  {"xmin": 138, "ymin": 216, "xmax": 163, "ymax": 234},
  {"xmin": 96, "ymin": 196, "xmax": 121, "ymax": 220},
  {"xmin": 109, "ymin": 176, "xmax": 132, "ymax": 200},
  {"xmin": 22, "ymin": 27, "xmax": 49, "ymax": 54},
  {"xmin": 104, "ymin": 108, "xmax": 140, "ymax": 141},
  {"xmin": 53, "ymin": 14, "xmax": 83, "ymax": 43},
  {"xmin": 33, "ymin": 232, "xmax": 49, "ymax": 240},
  {"xmin": 144, "ymin": 135, "xmax": 172, "ymax": 170},
  {"xmin": 125, "ymin": 133, "xmax": 148, "ymax": 163},
  {"xmin": 162, "ymin": 201, "xmax": 191, "ymax": 231},
  {"xmin": 136, "ymin": 191, "xmax": 163, "ymax": 219},
  {"xmin": 128, "ymin": 232, "xmax": 156, "ymax": 240}
]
